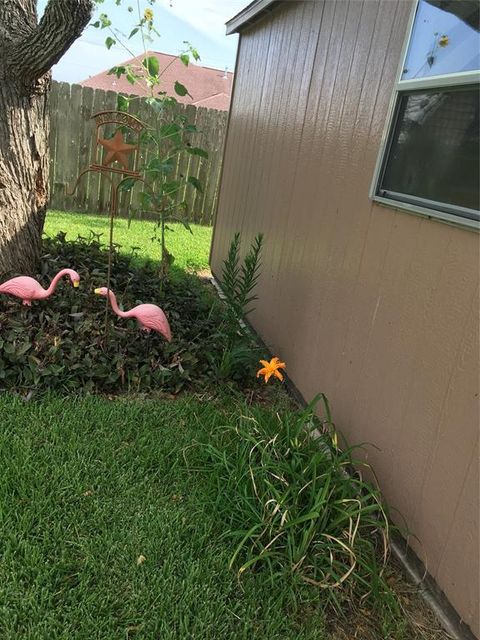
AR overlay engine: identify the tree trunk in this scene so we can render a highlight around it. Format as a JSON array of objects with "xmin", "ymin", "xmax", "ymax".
[
  {"xmin": 0, "ymin": 77, "xmax": 50, "ymax": 278},
  {"xmin": 0, "ymin": 0, "xmax": 93, "ymax": 278}
]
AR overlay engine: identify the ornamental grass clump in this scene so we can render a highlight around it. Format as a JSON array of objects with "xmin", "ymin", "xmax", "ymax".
[{"xmin": 190, "ymin": 395, "xmax": 396, "ymax": 616}]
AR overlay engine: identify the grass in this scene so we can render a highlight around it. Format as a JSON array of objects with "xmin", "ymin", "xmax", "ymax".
[
  {"xmin": 0, "ymin": 393, "xmax": 450, "ymax": 640},
  {"xmin": 0, "ymin": 393, "xmax": 326, "ymax": 640},
  {"xmin": 44, "ymin": 210, "xmax": 213, "ymax": 272}
]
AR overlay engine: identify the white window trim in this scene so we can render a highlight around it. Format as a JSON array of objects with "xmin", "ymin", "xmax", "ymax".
[{"xmin": 369, "ymin": 0, "xmax": 480, "ymax": 232}]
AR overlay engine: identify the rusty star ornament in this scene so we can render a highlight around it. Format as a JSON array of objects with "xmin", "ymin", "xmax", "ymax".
[{"xmin": 98, "ymin": 130, "xmax": 137, "ymax": 170}]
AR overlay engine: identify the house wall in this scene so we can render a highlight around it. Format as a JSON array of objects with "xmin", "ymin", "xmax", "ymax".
[{"xmin": 210, "ymin": 0, "xmax": 479, "ymax": 634}]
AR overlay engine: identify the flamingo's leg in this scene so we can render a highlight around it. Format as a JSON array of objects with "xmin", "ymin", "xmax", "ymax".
[{"xmin": 137, "ymin": 320, "xmax": 151, "ymax": 334}]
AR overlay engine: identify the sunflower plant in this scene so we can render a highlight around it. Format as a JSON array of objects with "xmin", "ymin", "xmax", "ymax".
[{"xmin": 91, "ymin": 0, "xmax": 207, "ymax": 281}]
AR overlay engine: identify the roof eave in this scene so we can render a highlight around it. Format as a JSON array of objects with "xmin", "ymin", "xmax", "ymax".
[{"xmin": 225, "ymin": 0, "xmax": 281, "ymax": 35}]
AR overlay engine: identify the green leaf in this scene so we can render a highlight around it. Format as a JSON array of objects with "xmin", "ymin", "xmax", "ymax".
[
  {"xmin": 139, "ymin": 191, "xmax": 153, "ymax": 209},
  {"xmin": 167, "ymin": 215, "xmax": 193, "ymax": 234},
  {"xmin": 184, "ymin": 124, "xmax": 197, "ymax": 133},
  {"xmin": 16, "ymin": 342, "xmax": 32, "ymax": 357},
  {"xmin": 162, "ymin": 181, "xmax": 181, "ymax": 197},
  {"xmin": 108, "ymin": 65, "xmax": 125, "ymax": 78},
  {"xmin": 117, "ymin": 94, "xmax": 129, "ymax": 112},
  {"xmin": 99, "ymin": 13, "xmax": 111, "ymax": 28},
  {"xmin": 183, "ymin": 41, "xmax": 200, "ymax": 61},
  {"xmin": 180, "ymin": 53, "xmax": 189, "ymax": 66},
  {"xmin": 187, "ymin": 176, "xmax": 203, "ymax": 192},
  {"xmin": 160, "ymin": 123, "xmax": 181, "ymax": 144},
  {"xmin": 145, "ymin": 97, "xmax": 164, "ymax": 114},
  {"xmin": 187, "ymin": 147, "xmax": 208, "ymax": 159},
  {"xmin": 105, "ymin": 36, "xmax": 116, "ymax": 49},
  {"xmin": 157, "ymin": 92, "xmax": 177, "ymax": 106},
  {"xmin": 142, "ymin": 55, "xmax": 159, "ymax": 77},
  {"xmin": 119, "ymin": 177, "xmax": 138, "ymax": 192},
  {"xmin": 146, "ymin": 157, "xmax": 174, "ymax": 176},
  {"xmin": 181, "ymin": 219, "xmax": 192, "ymax": 234},
  {"xmin": 174, "ymin": 81, "xmax": 191, "ymax": 97},
  {"xmin": 128, "ymin": 27, "xmax": 139, "ymax": 38},
  {"xmin": 126, "ymin": 71, "xmax": 137, "ymax": 85}
]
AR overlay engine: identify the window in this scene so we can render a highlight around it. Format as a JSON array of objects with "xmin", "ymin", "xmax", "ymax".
[{"xmin": 373, "ymin": 0, "xmax": 480, "ymax": 226}]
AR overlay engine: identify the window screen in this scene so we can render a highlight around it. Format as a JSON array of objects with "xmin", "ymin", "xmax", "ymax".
[{"xmin": 379, "ymin": 87, "xmax": 479, "ymax": 217}]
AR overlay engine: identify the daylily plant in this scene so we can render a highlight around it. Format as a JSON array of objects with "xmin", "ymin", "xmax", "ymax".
[{"xmin": 256, "ymin": 357, "xmax": 286, "ymax": 383}]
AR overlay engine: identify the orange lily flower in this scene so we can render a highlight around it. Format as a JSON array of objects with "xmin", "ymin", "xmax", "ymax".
[{"xmin": 256, "ymin": 357, "xmax": 286, "ymax": 383}]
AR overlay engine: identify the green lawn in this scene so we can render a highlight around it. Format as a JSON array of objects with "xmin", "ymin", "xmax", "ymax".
[
  {"xmin": 44, "ymin": 210, "xmax": 213, "ymax": 272},
  {"xmin": 0, "ymin": 394, "xmax": 326, "ymax": 640}
]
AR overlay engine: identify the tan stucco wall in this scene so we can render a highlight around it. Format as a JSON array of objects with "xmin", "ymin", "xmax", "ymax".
[{"xmin": 210, "ymin": 1, "xmax": 480, "ymax": 634}]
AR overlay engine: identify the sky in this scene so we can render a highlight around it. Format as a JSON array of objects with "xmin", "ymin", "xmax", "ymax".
[{"xmin": 37, "ymin": 0, "xmax": 246, "ymax": 83}]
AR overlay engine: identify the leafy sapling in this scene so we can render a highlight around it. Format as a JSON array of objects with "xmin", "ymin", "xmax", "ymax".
[{"xmin": 91, "ymin": 2, "xmax": 208, "ymax": 280}]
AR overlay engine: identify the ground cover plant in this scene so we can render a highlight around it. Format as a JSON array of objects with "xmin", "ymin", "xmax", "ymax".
[{"xmin": 0, "ymin": 232, "xmax": 258, "ymax": 394}]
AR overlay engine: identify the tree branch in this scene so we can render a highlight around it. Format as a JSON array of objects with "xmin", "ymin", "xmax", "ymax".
[{"xmin": 9, "ymin": 0, "xmax": 94, "ymax": 84}]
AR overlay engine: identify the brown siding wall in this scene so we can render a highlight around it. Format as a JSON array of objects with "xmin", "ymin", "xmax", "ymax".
[{"xmin": 210, "ymin": 1, "xmax": 480, "ymax": 634}]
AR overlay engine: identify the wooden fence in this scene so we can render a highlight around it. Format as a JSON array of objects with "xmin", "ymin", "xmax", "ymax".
[{"xmin": 47, "ymin": 81, "xmax": 228, "ymax": 225}]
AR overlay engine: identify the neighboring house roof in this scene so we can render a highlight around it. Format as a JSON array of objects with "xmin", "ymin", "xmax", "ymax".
[{"xmin": 80, "ymin": 51, "xmax": 233, "ymax": 111}]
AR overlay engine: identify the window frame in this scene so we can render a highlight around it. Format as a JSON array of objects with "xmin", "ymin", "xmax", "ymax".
[{"xmin": 370, "ymin": 0, "xmax": 480, "ymax": 231}]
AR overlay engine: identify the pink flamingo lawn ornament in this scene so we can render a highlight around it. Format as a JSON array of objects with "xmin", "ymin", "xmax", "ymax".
[
  {"xmin": 0, "ymin": 269, "xmax": 80, "ymax": 305},
  {"xmin": 94, "ymin": 287, "xmax": 172, "ymax": 341}
]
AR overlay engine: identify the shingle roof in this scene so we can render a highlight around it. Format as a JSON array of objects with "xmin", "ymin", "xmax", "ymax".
[{"xmin": 80, "ymin": 51, "xmax": 233, "ymax": 111}]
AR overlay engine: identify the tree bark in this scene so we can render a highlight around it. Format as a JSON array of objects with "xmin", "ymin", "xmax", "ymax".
[{"xmin": 0, "ymin": 0, "xmax": 93, "ymax": 278}]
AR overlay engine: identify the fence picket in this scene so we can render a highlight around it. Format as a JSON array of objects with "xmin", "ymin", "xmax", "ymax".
[{"xmin": 49, "ymin": 81, "xmax": 227, "ymax": 226}]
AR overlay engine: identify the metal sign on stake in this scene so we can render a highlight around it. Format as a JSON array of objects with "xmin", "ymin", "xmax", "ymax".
[{"xmin": 68, "ymin": 110, "xmax": 146, "ymax": 338}]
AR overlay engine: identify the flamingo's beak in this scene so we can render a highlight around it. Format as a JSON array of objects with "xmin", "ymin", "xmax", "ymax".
[
  {"xmin": 94, "ymin": 288, "xmax": 101, "ymax": 295},
  {"xmin": 73, "ymin": 281, "xmax": 80, "ymax": 288}
]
